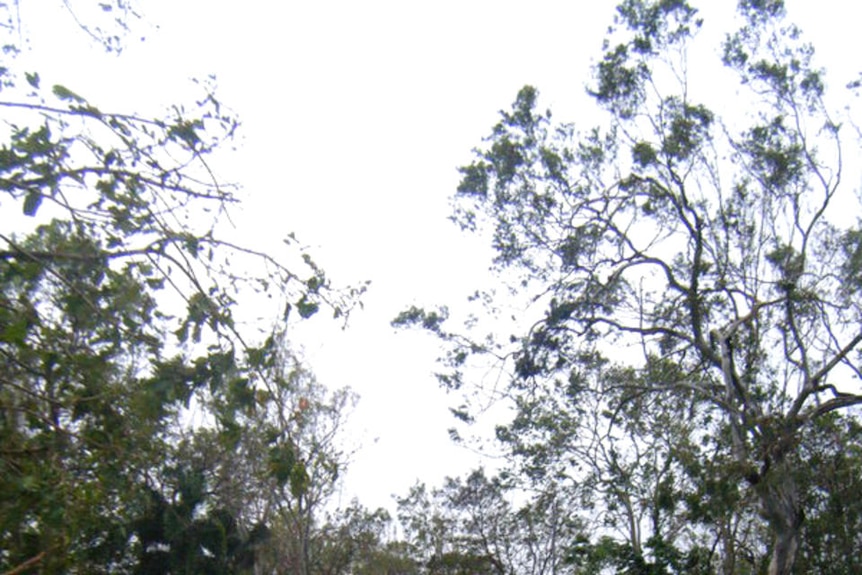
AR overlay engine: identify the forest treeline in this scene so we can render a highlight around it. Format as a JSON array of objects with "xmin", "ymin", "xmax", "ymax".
[{"xmin": 2, "ymin": 1, "xmax": 862, "ymax": 574}]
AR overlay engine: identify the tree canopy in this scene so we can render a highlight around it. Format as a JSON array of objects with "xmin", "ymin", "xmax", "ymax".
[
  {"xmin": 5, "ymin": 1, "xmax": 862, "ymax": 574},
  {"xmin": 0, "ymin": 3, "xmax": 363, "ymax": 573},
  {"xmin": 397, "ymin": 0, "xmax": 862, "ymax": 573}
]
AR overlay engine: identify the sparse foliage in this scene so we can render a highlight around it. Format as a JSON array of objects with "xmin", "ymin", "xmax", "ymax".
[{"xmin": 399, "ymin": 1, "xmax": 862, "ymax": 573}]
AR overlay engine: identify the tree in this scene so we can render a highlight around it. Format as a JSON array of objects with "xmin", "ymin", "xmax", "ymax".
[
  {"xmin": 99, "ymin": 329, "xmax": 360, "ymax": 575},
  {"xmin": 315, "ymin": 502, "xmax": 418, "ymax": 575},
  {"xmin": 131, "ymin": 460, "xmax": 266, "ymax": 575},
  {"xmin": 397, "ymin": 1, "xmax": 862, "ymax": 573},
  {"xmin": 791, "ymin": 413, "xmax": 862, "ymax": 574},
  {"xmin": 0, "ymin": 4, "xmax": 359, "ymax": 573},
  {"xmin": 395, "ymin": 469, "xmax": 581, "ymax": 575},
  {"xmin": 190, "ymin": 331, "xmax": 358, "ymax": 575},
  {"xmin": 496, "ymin": 368, "xmax": 726, "ymax": 574}
]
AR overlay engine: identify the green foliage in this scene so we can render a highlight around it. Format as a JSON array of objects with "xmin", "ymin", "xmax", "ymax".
[
  {"xmin": 315, "ymin": 504, "xmax": 419, "ymax": 575},
  {"xmin": 0, "ymin": 5, "xmax": 359, "ymax": 574},
  {"xmin": 392, "ymin": 305, "xmax": 449, "ymax": 333},
  {"xmin": 394, "ymin": 469, "xmax": 582, "ymax": 575},
  {"xmin": 132, "ymin": 465, "xmax": 264, "ymax": 575},
  {"xmin": 398, "ymin": 0, "xmax": 862, "ymax": 573},
  {"xmin": 792, "ymin": 414, "xmax": 862, "ymax": 574},
  {"xmin": 173, "ymin": 331, "xmax": 359, "ymax": 575}
]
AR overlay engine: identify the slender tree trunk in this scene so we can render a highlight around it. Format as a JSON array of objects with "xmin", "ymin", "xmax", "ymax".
[{"xmin": 719, "ymin": 519, "xmax": 735, "ymax": 575}]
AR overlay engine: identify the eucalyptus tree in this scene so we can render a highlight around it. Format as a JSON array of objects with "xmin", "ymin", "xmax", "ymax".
[{"xmin": 397, "ymin": 1, "xmax": 862, "ymax": 573}]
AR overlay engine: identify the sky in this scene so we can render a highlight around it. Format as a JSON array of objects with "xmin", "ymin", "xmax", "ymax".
[{"xmin": 16, "ymin": 0, "xmax": 859, "ymax": 514}]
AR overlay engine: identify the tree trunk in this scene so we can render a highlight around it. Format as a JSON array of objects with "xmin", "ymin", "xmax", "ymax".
[
  {"xmin": 757, "ymin": 456, "xmax": 803, "ymax": 575},
  {"xmin": 719, "ymin": 519, "xmax": 735, "ymax": 575}
]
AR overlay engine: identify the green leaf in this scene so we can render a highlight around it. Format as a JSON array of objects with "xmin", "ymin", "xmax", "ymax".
[
  {"xmin": 218, "ymin": 416, "xmax": 242, "ymax": 449},
  {"xmin": 52, "ymin": 84, "xmax": 85, "ymax": 103},
  {"xmin": 23, "ymin": 190, "xmax": 42, "ymax": 216},
  {"xmin": 25, "ymin": 71, "xmax": 39, "ymax": 89},
  {"xmin": 289, "ymin": 461, "xmax": 310, "ymax": 498},
  {"xmin": 296, "ymin": 296, "xmax": 319, "ymax": 319},
  {"xmin": 0, "ymin": 317, "xmax": 29, "ymax": 345},
  {"xmin": 228, "ymin": 377, "xmax": 255, "ymax": 410},
  {"xmin": 268, "ymin": 444, "xmax": 296, "ymax": 485},
  {"xmin": 72, "ymin": 104, "xmax": 103, "ymax": 118},
  {"xmin": 169, "ymin": 119, "xmax": 202, "ymax": 147}
]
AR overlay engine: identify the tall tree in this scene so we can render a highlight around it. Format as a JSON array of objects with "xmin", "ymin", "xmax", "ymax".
[
  {"xmin": 398, "ymin": 1, "xmax": 862, "ymax": 573},
  {"xmin": 113, "ymin": 331, "xmax": 360, "ymax": 575},
  {"xmin": 196, "ymin": 332, "xmax": 358, "ymax": 575}
]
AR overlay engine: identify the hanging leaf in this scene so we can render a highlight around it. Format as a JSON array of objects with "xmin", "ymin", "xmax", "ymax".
[
  {"xmin": 25, "ymin": 71, "xmax": 39, "ymax": 89},
  {"xmin": 22, "ymin": 190, "xmax": 42, "ymax": 216},
  {"xmin": 52, "ymin": 84, "xmax": 85, "ymax": 103}
]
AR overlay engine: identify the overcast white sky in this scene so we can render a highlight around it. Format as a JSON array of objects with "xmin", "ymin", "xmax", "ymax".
[{"xmin": 18, "ymin": 0, "xmax": 859, "ymax": 513}]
